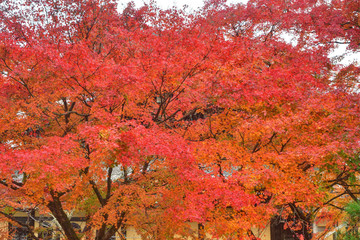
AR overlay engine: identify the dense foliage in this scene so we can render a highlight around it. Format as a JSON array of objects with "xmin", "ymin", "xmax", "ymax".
[{"xmin": 0, "ymin": 0, "xmax": 359, "ymax": 239}]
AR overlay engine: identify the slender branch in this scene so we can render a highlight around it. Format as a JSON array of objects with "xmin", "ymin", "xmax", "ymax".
[
  {"xmin": 89, "ymin": 180, "xmax": 105, "ymax": 206},
  {"xmin": 53, "ymin": 111, "xmax": 90, "ymax": 117},
  {"xmin": 106, "ymin": 167, "xmax": 113, "ymax": 201}
]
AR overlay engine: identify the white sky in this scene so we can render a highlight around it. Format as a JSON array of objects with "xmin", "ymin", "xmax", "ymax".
[{"xmin": 329, "ymin": 44, "xmax": 360, "ymax": 66}]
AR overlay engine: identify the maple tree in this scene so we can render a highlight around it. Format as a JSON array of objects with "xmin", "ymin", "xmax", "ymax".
[{"xmin": 0, "ymin": 0, "xmax": 359, "ymax": 239}]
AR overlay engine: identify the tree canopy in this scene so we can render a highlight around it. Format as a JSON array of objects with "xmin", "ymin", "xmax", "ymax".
[{"xmin": 0, "ymin": 0, "xmax": 359, "ymax": 239}]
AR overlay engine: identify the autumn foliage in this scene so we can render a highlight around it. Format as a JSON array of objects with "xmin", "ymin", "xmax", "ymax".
[{"xmin": 0, "ymin": 0, "xmax": 359, "ymax": 239}]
